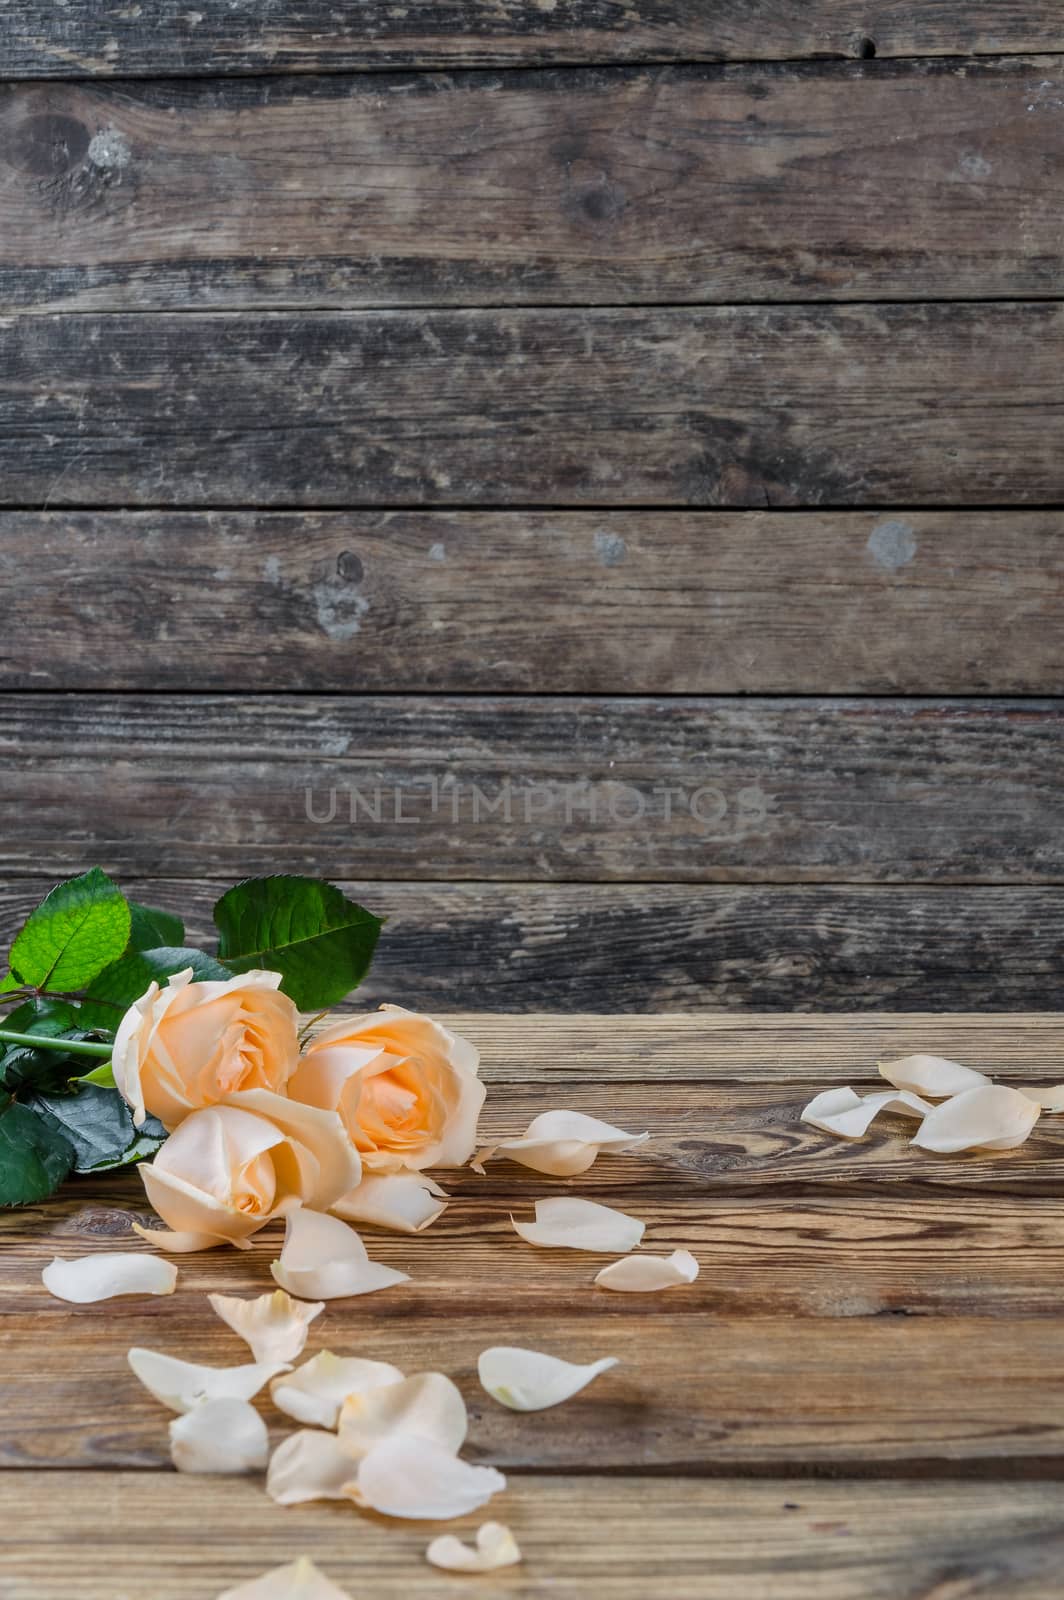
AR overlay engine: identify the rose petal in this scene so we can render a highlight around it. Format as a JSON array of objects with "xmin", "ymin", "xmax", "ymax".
[
  {"xmin": 131, "ymin": 1220, "xmax": 232, "ymax": 1254},
  {"xmin": 339, "ymin": 1372, "xmax": 467, "ymax": 1457},
  {"xmin": 332, "ymin": 1173, "xmax": 448, "ymax": 1234},
  {"xmin": 594, "ymin": 1249, "xmax": 700, "ymax": 1293},
  {"xmin": 270, "ymin": 1209, "xmax": 409, "ymax": 1300},
  {"xmin": 127, "ymin": 1347, "xmax": 289, "ymax": 1414},
  {"xmin": 478, "ymin": 1346, "xmax": 617, "ymax": 1411},
  {"xmin": 169, "ymin": 1397, "xmax": 269, "ymax": 1474},
  {"xmin": 208, "ymin": 1289, "xmax": 324, "ymax": 1365},
  {"xmin": 41, "ymin": 1252, "xmax": 177, "ymax": 1303},
  {"xmin": 878, "ymin": 1054, "xmax": 991, "ymax": 1098},
  {"xmin": 271, "ymin": 1351, "xmax": 404, "ymax": 1429},
  {"xmin": 910, "ymin": 1083, "xmax": 1041, "ymax": 1153},
  {"xmin": 426, "ymin": 1522, "xmax": 522, "ymax": 1573},
  {"xmin": 801, "ymin": 1086, "xmax": 933, "ymax": 1139},
  {"xmin": 511, "ymin": 1196, "xmax": 644, "ymax": 1253},
  {"xmin": 1019, "ymin": 1085, "xmax": 1064, "ymax": 1112},
  {"xmin": 216, "ymin": 1558, "xmax": 353, "ymax": 1600},
  {"xmin": 350, "ymin": 1435, "xmax": 506, "ymax": 1520},
  {"xmin": 266, "ymin": 1429, "xmax": 358, "ymax": 1506},
  {"xmin": 475, "ymin": 1110, "xmax": 648, "ymax": 1176},
  {"xmin": 223, "ymin": 1089, "xmax": 362, "ymax": 1211}
]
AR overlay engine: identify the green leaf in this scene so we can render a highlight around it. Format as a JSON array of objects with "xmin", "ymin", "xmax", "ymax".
[
  {"xmin": 0, "ymin": 1100, "xmax": 76, "ymax": 1204},
  {"xmin": 0, "ymin": 972, "xmax": 20, "ymax": 994},
  {"xmin": 23, "ymin": 1085, "xmax": 165, "ymax": 1173},
  {"xmin": 128, "ymin": 902, "xmax": 185, "ymax": 952},
  {"xmin": 76, "ymin": 1061, "xmax": 116, "ymax": 1090},
  {"xmin": 0, "ymin": 1001, "xmax": 89, "ymax": 1092},
  {"xmin": 214, "ymin": 876, "xmax": 382, "ymax": 1010},
  {"xmin": 79, "ymin": 946, "xmax": 232, "ymax": 1031},
  {"xmin": 10, "ymin": 869, "xmax": 131, "ymax": 993}
]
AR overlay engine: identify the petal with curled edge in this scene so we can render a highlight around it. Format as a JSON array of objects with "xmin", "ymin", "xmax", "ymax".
[
  {"xmin": 271, "ymin": 1208, "xmax": 409, "ymax": 1300},
  {"xmin": 427, "ymin": 1522, "xmax": 522, "ymax": 1573},
  {"xmin": 170, "ymin": 1397, "xmax": 269, "ymax": 1475},
  {"xmin": 42, "ymin": 1252, "xmax": 177, "ymax": 1303},
  {"xmin": 478, "ymin": 1346, "xmax": 617, "ymax": 1411},
  {"xmin": 595, "ymin": 1249, "xmax": 700, "ymax": 1293},
  {"xmin": 223, "ymin": 1089, "xmax": 361, "ymax": 1210},
  {"xmin": 878, "ymin": 1054, "xmax": 991, "ymax": 1098},
  {"xmin": 332, "ymin": 1172, "xmax": 448, "ymax": 1234},
  {"xmin": 801, "ymin": 1086, "xmax": 932, "ymax": 1140},
  {"xmin": 216, "ymin": 1558, "xmax": 353, "ymax": 1600},
  {"xmin": 339, "ymin": 1372, "xmax": 467, "ymax": 1458},
  {"xmin": 511, "ymin": 1196, "xmax": 644, "ymax": 1253},
  {"xmin": 271, "ymin": 1351, "xmax": 404, "ymax": 1429},
  {"xmin": 911, "ymin": 1083, "xmax": 1041, "ymax": 1153},
  {"xmin": 350, "ymin": 1435, "xmax": 506, "ymax": 1520},
  {"xmin": 475, "ymin": 1110, "xmax": 648, "ymax": 1176},
  {"xmin": 266, "ymin": 1428, "xmax": 359, "ymax": 1506},
  {"xmin": 1019, "ymin": 1084, "xmax": 1064, "ymax": 1112},
  {"xmin": 208, "ymin": 1289, "xmax": 324, "ymax": 1365},
  {"xmin": 128, "ymin": 1347, "xmax": 289, "ymax": 1414},
  {"xmin": 132, "ymin": 1220, "xmax": 235, "ymax": 1253}
]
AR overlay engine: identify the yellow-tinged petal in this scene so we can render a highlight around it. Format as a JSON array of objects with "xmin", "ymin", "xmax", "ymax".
[
  {"xmin": 478, "ymin": 1346, "xmax": 617, "ymax": 1411},
  {"xmin": 426, "ymin": 1523, "xmax": 522, "ymax": 1573},
  {"xmin": 271, "ymin": 1351, "xmax": 404, "ymax": 1429},
  {"xmin": 208, "ymin": 1290, "xmax": 324, "ymax": 1365},
  {"xmin": 595, "ymin": 1249, "xmax": 699, "ymax": 1292},
  {"xmin": 223, "ymin": 1088, "xmax": 361, "ymax": 1210},
  {"xmin": 216, "ymin": 1557, "xmax": 353, "ymax": 1600},
  {"xmin": 910, "ymin": 1083, "xmax": 1041, "ymax": 1153},
  {"xmin": 127, "ymin": 1347, "xmax": 289, "ymax": 1413},
  {"xmin": 266, "ymin": 1429, "xmax": 358, "ymax": 1506},
  {"xmin": 169, "ymin": 1397, "xmax": 269, "ymax": 1474},
  {"xmin": 475, "ymin": 1110, "xmax": 648, "ymax": 1176},
  {"xmin": 1019, "ymin": 1084, "xmax": 1064, "ymax": 1112},
  {"xmin": 801, "ymin": 1086, "xmax": 932, "ymax": 1140},
  {"xmin": 270, "ymin": 1208, "xmax": 408, "ymax": 1300},
  {"xmin": 332, "ymin": 1172, "xmax": 448, "ymax": 1233},
  {"xmin": 349, "ymin": 1435, "xmax": 506, "ymax": 1520},
  {"xmin": 878, "ymin": 1054, "xmax": 991, "ymax": 1098},
  {"xmin": 511, "ymin": 1196, "xmax": 643, "ymax": 1252},
  {"xmin": 338, "ymin": 1372, "xmax": 467, "ymax": 1458},
  {"xmin": 42, "ymin": 1252, "xmax": 177, "ymax": 1303}
]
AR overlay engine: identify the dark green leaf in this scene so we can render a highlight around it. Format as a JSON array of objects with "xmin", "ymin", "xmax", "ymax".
[
  {"xmin": 0, "ymin": 1100, "xmax": 76, "ymax": 1204},
  {"xmin": 79, "ymin": 946, "xmax": 232, "ymax": 1030},
  {"xmin": 10, "ymin": 869, "xmax": 131, "ymax": 992},
  {"xmin": 23, "ymin": 1085, "xmax": 165, "ymax": 1173},
  {"xmin": 214, "ymin": 876, "xmax": 381, "ymax": 1010},
  {"xmin": 0, "ymin": 1001, "xmax": 89, "ymax": 1092},
  {"xmin": 128, "ymin": 902, "xmax": 185, "ymax": 952}
]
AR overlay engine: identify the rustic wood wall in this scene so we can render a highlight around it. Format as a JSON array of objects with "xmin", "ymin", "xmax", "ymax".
[{"xmin": 1, "ymin": 4, "xmax": 1061, "ymax": 1010}]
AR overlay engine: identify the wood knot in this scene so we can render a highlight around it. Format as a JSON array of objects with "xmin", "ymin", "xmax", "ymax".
[{"xmin": 6, "ymin": 112, "xmax": 89, "ymax": 178}]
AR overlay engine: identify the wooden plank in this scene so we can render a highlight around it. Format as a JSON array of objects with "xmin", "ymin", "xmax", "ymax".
[
  {"xmin": 3, "ymin": 2, "xmax": 1063, "ymax": 77},
  {"xmin": 4, "ymin": 1475, "xmax": 1063, "ymax": 1600},
  {"xmin": 5, "ymin": 63, "xmax": 1064, "ymax": 311},
  {"xmin": 5, "ymin": 510, "xmax": 1064, "ymax": 694},
  {"xmin": 0, "ymin": 696, "xmax": 1060, "ymax": 883},
  {"xmin": 3, "ymin": 880, "xmax": 1064, "ymax": 1012},
  {"xmin": 6, "ymin": 305, "xmax": 1064, "ymax": 507}
]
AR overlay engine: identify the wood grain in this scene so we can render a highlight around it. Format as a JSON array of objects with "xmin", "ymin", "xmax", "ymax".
[
  {"xmin": 5, "ymin": 509, "xmax": 1064, "ymax": 694},
  {"xmin": 6, "ymin": 305, "xmax": 1064, "ymax": 507},
  {"xmin": 3, "ymin": 2, "xmax": 1062, "ymax": 77},
  {"xmin": 4, "ymin": 63, "xmax": 1064, "ymax": 311},
  {"xmin": 5, "ymin": 1474, "xmax": 1063, "ymax": 1600}
]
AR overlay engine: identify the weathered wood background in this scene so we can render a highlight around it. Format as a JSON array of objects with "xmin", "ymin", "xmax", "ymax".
[{"xmin": 1, "ymin": 5, "xmax": 1061, "ymax": 1010}]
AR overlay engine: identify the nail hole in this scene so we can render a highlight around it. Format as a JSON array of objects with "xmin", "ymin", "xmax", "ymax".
[{"xmin": 858, "ymin": 37, "xmax": 877, "ymax": 58}]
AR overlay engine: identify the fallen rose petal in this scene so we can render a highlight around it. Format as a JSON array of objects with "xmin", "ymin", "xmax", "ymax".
[
  {"xmin": 426, "ymin": 1522, "xmax": 522, "ymax": 1573},
  {"xmin": 595, "ymin": 1249, "xmax": 700, "ymax": 1293},
  {"xmin": 878, "ymin": 1054, "xmax": 991, "ymax": 1098},
  {"xmin": 332, "ymin": 1172, "xmax": 448, "ymax": 1234},
  {"xmin": 911, "ymin": 1083, "xmax": 1041, "ymax": 1153},
  {"xmin": 266, "ymin": 1428, "xmax": 358, "ymax": 1505},
  {"xmin": 169, "ymin": 1397, "xmax": 269, "ymax": 1474},
  {"xmin": 478, "ymin": 1346, "xmax": 617, "ymax": 1411},
  {"xmin": 216, "ymin": 1557, "xmax": 353, "ymax": 1600},
  {"xmin": 128, "ymin": 1347, "xmax": 289, "ymax": 1414},
  {"xmin": 475, "ymin": 1110, "xmax": 648, "ymax": 1177},
  {"xmin": 350, "ymin": 1435, "xmax": 506, "ymax": 1520},
  {"xmin": 42, "ymin": 1252, "xmax": 177, "ymax": 1303},
  {"xmin": 511, "ymin": 1196, "xmax": 644, "ymax": 1253},
  {"xmin": 801, "ymin": 1086, "xmax": 932, "ymax": 1140},
  {"xmin": 271, "ymin": 1208, "xmax": 409, "ymax": 1300},
  {"xmin": 1019, "ymin": 1085, "xmax": 1064, "ymax": 1112},
  {"xmin": 208, "ymin": 1289, "xmax": 324, "ymax": 1365},
  {"xmin": 339, "ymin": 1372, "xmax": 467, "ymax": 1457},
  {"xmin": 271, "ymin": 1351, "xmax": 404, "ymax": 1429}
]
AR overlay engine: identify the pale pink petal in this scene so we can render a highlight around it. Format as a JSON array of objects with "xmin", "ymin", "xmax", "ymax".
[
  {"xmin": 332, "ymin": 1173, "xmax": 448, "ymax": 1234},
  {"xmin": 801, "ymin": 1086, "xmax": 932, "ymax": 1139},
  {"xmin": 270, "ymin": 1208, "xmax": 409, "ymax": 1300},
  {"xmin": 266, "ymin": 1429, "xmax": 358, "ymax": 1506},
  {"xmin": 208, "ymin": 1289, "xmax": 324, "ymax": 1365},
  {"xmin": 511, "ymin": 1196, "xmax": 644, "ymax": 1252},
  {"xmin": 595, "ymin": 1249, "xmax": 699, "ymax": 1293},
  {"xmin": 127, "ymin": 1347, "xmax": 289, "ymax": 1413},
  {"xmin": 42, "ymin": 1252, "xmax": 176, "ymax": 1303},
  {"xmin": 216, "ymin": 1557, "xmax": 353, "ymax": 1600},
  {"xmin": 426, "ymin": 1522, "xmax": 522, "ymax": 1572},
  {"xmin": 1019, "ymin": 1085, "xmax": 1064, "ymax": 1112},
  {"xmin": 169, "ymin": 1397, "xmax": 269, "ymax": 1474},
  {"xmin": 911, "ymin": 1084, "xmax": 1041, "ymax": 1153},
  {"xmin": 476, "ymin": 1110, "xmax": 648, "ymax": 1176},
  {"xmin": 271, "ymin": 1351, "xmax": 404, "ymax": 1429},
  {"xmin": 223, "ymin": 1088, "xmax": 361, "ymax": 1210},
  {"xmin": 350, "ymin": 1435, "xmax": 506, "ymax": 1520},
  {"xmin": 339, "ymin": 1372, "xmax": 467, "ymax": 1457},
  {"xmin": 878, "ymin": 1054, "xmax": 991, "ymax": 1098},
  {"xmin": 478, "ymin": 1346, "xmax": 617, "ymax": 1411}
]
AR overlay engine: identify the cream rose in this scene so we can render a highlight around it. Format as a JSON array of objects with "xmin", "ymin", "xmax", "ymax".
[
  {"xmin": 288, "ymin": 1005, "xmax": 484, "ymax": 1173},
  {"xmin": 113, "ymin": 968, "xmax": 300, "ymax": 1130},
  {"xmin": 137, "ymin": 1089, "xmax": 362, "ymax": 1252}
]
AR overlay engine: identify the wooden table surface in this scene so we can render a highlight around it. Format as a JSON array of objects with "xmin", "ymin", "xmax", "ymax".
[{"xmin": 3, "ymin": 1013, "xmax": 1064, "ymax": 1598}]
